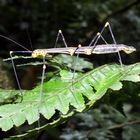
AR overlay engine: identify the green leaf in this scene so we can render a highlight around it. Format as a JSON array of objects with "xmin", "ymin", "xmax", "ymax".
[
  {"xmin": 54, "ymin": 54, "xmax": 93, "ymax": 71},
  {"xmin": 122, "ymin": 74, "xmax": 140, "ymax": 82},
  {"xmin": 0, "ymin": 63, "xmax": 140, "ymax": 137},
  {"xmin": 109, "ymin": 82, "xmax": 123, "ymax": 90},
  {"xmin": 0, "ymin": 90, "xmax": 20, "ymax": 105}
]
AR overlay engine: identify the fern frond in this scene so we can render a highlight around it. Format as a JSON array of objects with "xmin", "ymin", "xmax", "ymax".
[{"xmin": 0, "ymin": 63, "xmax": 140, "ymax": 138}]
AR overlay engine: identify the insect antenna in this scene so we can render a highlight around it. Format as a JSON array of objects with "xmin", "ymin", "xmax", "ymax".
[
  {"xmin": 0, "ymin": 34, "xmax": 30, "ymax": 51},
  {"xmin": 1, "ymin": 34, "xmax": 32, "ymax": 100},
  {"xmin": 26, "ymin": 29, "xmax": 34, "ymax": 51}
]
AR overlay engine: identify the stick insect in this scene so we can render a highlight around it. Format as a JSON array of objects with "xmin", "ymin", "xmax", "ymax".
[{"xmin": 1, "ymin": 22, "xmax": 136, "ymax": 128}]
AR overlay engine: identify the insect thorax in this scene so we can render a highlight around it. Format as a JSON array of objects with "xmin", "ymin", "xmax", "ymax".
[{"xmin": 32, "ymin": 49, "xmax": 50, "ymax": 58}]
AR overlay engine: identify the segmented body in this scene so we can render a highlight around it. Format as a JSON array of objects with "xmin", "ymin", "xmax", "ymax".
[{"xmin": 31, "ymin": 44, "xmax": 136, "ymax": 58}]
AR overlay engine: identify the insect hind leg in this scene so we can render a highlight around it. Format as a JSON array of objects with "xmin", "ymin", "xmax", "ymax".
[
  {"xmin": 89, "ymin": 22, "xmax": 123, "ymax": 69},
  {"xmin": 106, "ymin": 22, "xmax": 123, "ymax": 69}
]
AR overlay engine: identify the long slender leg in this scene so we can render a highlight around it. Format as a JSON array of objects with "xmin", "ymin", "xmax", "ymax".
[
  {"xmin": 99, "ymin": 33, "xmax": 108, "ymax": 44},
  {"xmin": 54, "ymin": 30, "xmax": 82, "ymax": 89},
  {"xmin": 89, "ymin": 23, "xmax": 109, "ymax": 52},
  {"xmin": 9, "ymin": 51, "xmax": 23, "ymax": 100},
  {"xmin": 54, "ymin": 30, "xmax": 68, "ymax": 48},
  {"xmin": 57, "ymin": 30, "xmax": 81, "ymax": 79},
  {"xmin": 7, "ymin": 50, "xmax": 33, "ymax": 100},
  {"xmin": 0, "ymin": 34, "xmax": 32, "ymax": 100},
  {"xmin": 38, "ymin": 57, "xmax": 46, "ymax": 127},
  {"xmin": 107, "ymin": 22, "xmax": 123, "ymax": 69},
  {"xmin": 89, "ymin": 32, "xmax": 108, "ymax": 47},
  {"xmin": 72, "ymin": 44, "xmax": 81, "ymax": 80},
  {"xmin": 54, "ymin": 30, "xmax": 80, "ymax": 92},
  {"xmin": 69, "ymin": 44, "xmax": 81, "ymax": 96},
  {"xmin": 55, "ymin": 30, "xmax": 82, "ymax": 80},
  {"xmin": 54, "ymin": 30, "xmax": 79, "ymax": 56},
  {"xmin": 9, "ymin": 50, "xmax": 47, "ymax": 128},
  {"xmin": 89, "ymin": 32, "xmax": 100, "ymax": 47},
  {"xmin": 54, "ymin": 30, "xmax": 77, "ymax": 74},
  {"xmin": 88, "ymin": 22, "xmax": 109, "ymax": 50},
  {"xmin": 89, "ymin": 22, "xmax": 123, "ymax": 68}
]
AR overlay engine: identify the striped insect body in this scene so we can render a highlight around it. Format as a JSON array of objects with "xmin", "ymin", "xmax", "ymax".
[{"xmin": 1, "ymin": 22, "xmax": 136, "ymax": 130}]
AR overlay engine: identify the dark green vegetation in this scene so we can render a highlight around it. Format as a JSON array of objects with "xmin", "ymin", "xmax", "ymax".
[
  {"xmin": 0, "ymin": 60, "xmax": 140, "ymax": 139},
  {"xmin": 0, "ymin": 55, "xmax": 140, "ymax": 139},
  {"xmin": 0, "ymin": 0, "xmax": 140, "ymax": 139}
]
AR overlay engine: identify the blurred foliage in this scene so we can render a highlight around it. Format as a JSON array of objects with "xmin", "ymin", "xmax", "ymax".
[
  {"xmin": 60, "ymin": 104, "xmax": 140, "ymax": 140},
  {"xmin": 0, "ymin": 59, "xmax": 15, "ymax": 89}
]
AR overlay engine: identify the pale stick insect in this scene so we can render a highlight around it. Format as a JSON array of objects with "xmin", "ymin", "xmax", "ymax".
[
  {"xmin": 2, "ymin": 22, "xmax": 136, "ymax": 95},
  {"xmin": 31, "ymin": 22, "xmax": 136, "ymax": 76},
  {"xmin": 32, "ymin": 22, "xmax": 136, "ymax": 108},
  {"xmin": 32, "ymin": 23, "xmax": 136, "ymax": 61},
  {"xmin": 1, "ymin": 23, "xmax": 136, "ymax": 128},
  {"xmin": 1, "ymin": 31, "xmax": 79, "ymax": 128}
]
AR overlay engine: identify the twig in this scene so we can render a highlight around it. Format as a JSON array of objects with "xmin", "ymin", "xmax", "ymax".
[
  {"xmin": 109, "ymin": 120, "xmax": 140, "ymax": 130},
  {"xmin": 103, "ymin": 0, "xmax": 140, "ymax": 22}
]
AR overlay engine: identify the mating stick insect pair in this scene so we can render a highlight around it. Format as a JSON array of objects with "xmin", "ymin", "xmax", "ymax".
[{"xmin": 1, "ymin": 22, "xmax": 136, "ymax": 127}]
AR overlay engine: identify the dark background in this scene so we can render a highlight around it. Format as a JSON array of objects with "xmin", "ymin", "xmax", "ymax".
[
  {"xmin": 0, "ymin": 0, "xmax": 139, "ymax": 89},
  {"xmin": 0, "ymin": 0, "xmax": 139, "ymax": 59},
  {"xmin": 0, "ymin": 0, "xmax": 140, "ymax": 139}
]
